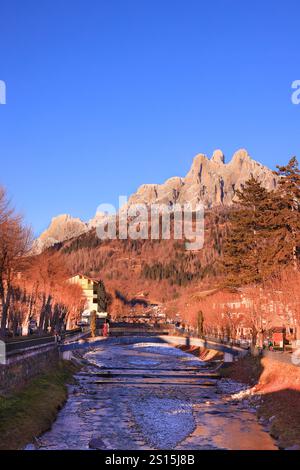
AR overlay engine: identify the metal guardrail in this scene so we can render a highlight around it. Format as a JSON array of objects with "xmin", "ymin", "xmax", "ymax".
[
  {"xmin": 110, "ymin": 327, "xmax": 169, "ymax": 337},
  {"xmin": 5, "ymin": 336, "xmax": 56, "ymax": 355},
  {"xmin": 4, "ymin": 329, "xmax": 85, "ymax": 356},
  {"xmin": 64, "ymin": 328, "xmax": 82, "ymax": 338}
]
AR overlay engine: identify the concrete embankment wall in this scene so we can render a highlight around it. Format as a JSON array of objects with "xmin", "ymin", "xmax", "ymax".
[
  {"xmin": 0, "ymin": 346, "xmax": 59, "ymax": 395},
  {"xmin": 159, "ymin": 335, "xmax": 248, "ymax": 360}
]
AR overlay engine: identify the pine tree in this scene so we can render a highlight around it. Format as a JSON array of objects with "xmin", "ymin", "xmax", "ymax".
[
  {"xmin": 271, "ymin": 157, "xmax": 300, "ymax": 267},
  {"xmin": 222, "ymin": 176, "xmax": 273, "ymax": 286},
  {"xmin": 97, "ymin": 280, "xmax": 109, "ymax": 312},
  {"xmin": 223, "ymin": 159, "xmax": 300, "ymax": 287}
]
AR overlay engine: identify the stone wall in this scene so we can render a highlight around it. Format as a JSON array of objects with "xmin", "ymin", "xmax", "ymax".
[{"xmin": 0, "ymin": 346, "xmax": 59, "ymax": 396}]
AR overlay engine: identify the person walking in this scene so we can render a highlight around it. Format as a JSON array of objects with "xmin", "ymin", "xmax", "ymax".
[{"xmin": 102, "ymin": 321, "xmax": 108, "ymax": 337}]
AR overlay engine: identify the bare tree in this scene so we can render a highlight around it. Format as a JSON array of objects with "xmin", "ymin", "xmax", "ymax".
[{"xmin": 0, "ymin": 187, "xmax": 32, "ymax": 337}]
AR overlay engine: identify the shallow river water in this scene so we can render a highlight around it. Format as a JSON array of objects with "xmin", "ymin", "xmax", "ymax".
[{"xmin": 37, "ymin": 338, "xmax": 277, "ymax": 450}]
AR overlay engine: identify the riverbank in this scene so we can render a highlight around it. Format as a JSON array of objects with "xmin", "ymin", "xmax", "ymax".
[
  {"xmin": 220, "ymin": 355, "xmax": 300, "ymax": 449},
  {"xmin": 0, "ymin": 360, "xmax": 79, "ymax": 450},
  {"xmin": 177, "ymin": 344, "xmax": 223, "ymax": 361}
]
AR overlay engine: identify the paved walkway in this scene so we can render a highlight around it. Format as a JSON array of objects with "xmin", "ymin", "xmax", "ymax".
[{"xmin": 37, "ymin": 338, "xmax": 276, "ymax": 450}]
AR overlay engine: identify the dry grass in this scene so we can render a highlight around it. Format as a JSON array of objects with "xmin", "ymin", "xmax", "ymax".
[
  {"xmin": 220, "ymin": 355, "xmax": 263, "ymax": 385},
  {"xmin": 258, "ymin": 390, "xmax": 300, "ymax": 448}
]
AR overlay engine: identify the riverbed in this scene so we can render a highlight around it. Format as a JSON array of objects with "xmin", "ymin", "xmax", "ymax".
[{"xmin": 36, "ymin": 338, "xmax": 276, "ymax": 450}]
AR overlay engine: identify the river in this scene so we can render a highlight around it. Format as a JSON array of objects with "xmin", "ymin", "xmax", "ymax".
[{"xmin": 36, "ymin": 337, "xmax": 276, "ymax": 450}]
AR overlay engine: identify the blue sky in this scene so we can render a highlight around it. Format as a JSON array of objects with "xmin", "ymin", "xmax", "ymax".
[{"xmin": 1, "ymin": 0, "xmax": 300, "ymax": 235}]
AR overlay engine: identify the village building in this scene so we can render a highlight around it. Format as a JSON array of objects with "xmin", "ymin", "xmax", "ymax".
[{"xmin": 68, "ymin": 274, "xmax": 108, "ymax": 325}]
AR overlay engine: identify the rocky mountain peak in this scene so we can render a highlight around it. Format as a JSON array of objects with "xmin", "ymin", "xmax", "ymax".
[
  {"xmin": 128, "ymin": 148, "xmax": 277, "ymax": 208},
  {"xmin": 229, "ymin": 148, "xmax": 252, "ymax": 167},
  {"xmin": 33, "ymin": 147, "xmax": 278, "ymax": 252},
  {"xmin": 32, "ymin": 214, "xmax": 88, "ymax": 254},
  {"xmin": 211, "ymin": 149, "xmax": 225, "ymax": 164}
]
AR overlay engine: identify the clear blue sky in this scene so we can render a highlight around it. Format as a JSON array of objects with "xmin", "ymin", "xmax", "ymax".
[{"xmin": 1, "ymin": 0, "xmax": 300, "ymax": 235}]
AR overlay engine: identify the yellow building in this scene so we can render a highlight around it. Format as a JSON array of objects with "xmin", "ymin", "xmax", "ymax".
[{"xmin": 68, "ymin": 274, "xmax": 108, "ymax": 324}]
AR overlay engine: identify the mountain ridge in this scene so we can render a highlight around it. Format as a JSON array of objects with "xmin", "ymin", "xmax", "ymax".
[{"xmin": 33, "ymin": 148, "xmax": 277, "ymax": 253}]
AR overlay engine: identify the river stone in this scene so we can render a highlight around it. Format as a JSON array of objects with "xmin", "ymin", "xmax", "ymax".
[
  {"xmin": 131, "ymin": 397, "xmax": 195, "ymax": 449},
  {"xmin": 89, "ymin": 437, "xmax": 107, "ymax": 449}
]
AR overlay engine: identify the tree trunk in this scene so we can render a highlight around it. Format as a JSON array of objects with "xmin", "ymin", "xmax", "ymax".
[
  {"xmin": 0, "ymin": 285, "xmax": 12, "ymax": 336},
  {"xmin": 38, "ymin": 294, "xmax": 51, "ymax": 333},
  {"xmin": 251, "ymin": 327, "xmax": 258, "ymax": 347}
]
